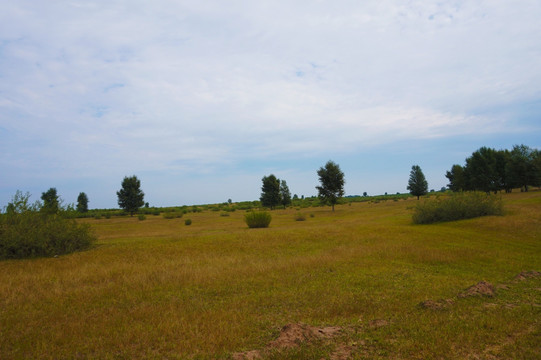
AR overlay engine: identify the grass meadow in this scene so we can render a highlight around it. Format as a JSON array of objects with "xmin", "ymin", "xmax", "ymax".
[{"xmin": 1, "ymin": 191, "xmax": 540, "ymax": 359}]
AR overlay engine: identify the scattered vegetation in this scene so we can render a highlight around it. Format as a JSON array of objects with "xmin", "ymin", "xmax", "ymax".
[
  {"xmin": 0, "ymin": 191, "xmax": 95, "ymax": 259},
  {"xmin": 184, "ymin": 218, "xmax": 192, "ymax": 226},
  {"xmin": 244, "ymin": 211, "xmax": 272, "ymax": 228},
  {"xmin": 294, "ymin": 212, "xmax": 306, "ymax": 221},
  {"xmin": 412, "ymin": 192, "xmax": 504, "ymax": 224}
]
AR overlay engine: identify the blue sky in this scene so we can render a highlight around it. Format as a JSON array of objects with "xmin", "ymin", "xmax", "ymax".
[{"xmin": 1, "ymin": 1, "xmax": 540, "ymax": 209}]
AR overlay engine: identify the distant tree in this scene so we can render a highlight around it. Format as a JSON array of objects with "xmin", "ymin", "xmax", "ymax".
[
  {"xmin": 506, "ymin": 144, "xmax": 540, "ymax": 192},
  {"xmin": 445, "ymin": 164, "xmax": 466, "ymax": 192},
  {"xmin": 465, "ymin": 147, "xmax": 505, "ymax": 193},
  {"xmin": 293, "ymin": 194, "xmax": 299, "ymax": 200},
  {"xmin": 316, "ymin": 160, "xmax": 345, "ymax": 211},
  {"xmin": 41, "ymin": 188, "xmax": 60, "ymax": 213},
  {"xmin": 407, "ymin": 165, "xmax": 428, "ymax": 200},
  {"xmin": 260, "ymin": 174, "xmax": 281, "ymax": 210},
  {"xmin": 117, "ymin": 175, "xmax": 145, "ymax": 216},
  {"xmin": 228, "ymin": 198, "xmax": 232, "ymax": 205},
  {"xmin": 280, "ymin": 180, "xmax": 292, "ymax": 209},
  {"xmin": 76, "ymin": 192, "xmax": 89, "ymax": 213},
  {"xmin": 363, "ymin": 192, "xmax": 368, "ymax": 197}
]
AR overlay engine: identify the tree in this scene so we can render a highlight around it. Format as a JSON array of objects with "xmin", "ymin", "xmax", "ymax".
[
  {"xmin": 117, "ymin": 175, "xmax": 145, "ymax": 216},
  {"xmin": 316, "ymin": 160, "xmax": 345, "ymax": 211},
  {"xmin": 445, "ymin": 164, "xmax": 465, "ymax": 192},
  {"xmin": 463, "ymin": 147, "xmax": 501, "ymax": 193},
  {"xmin": 41, "ymin": 187, "xmax": 60, "ymax": 213},
  {"xmin": 260, "ymin": 174, "xmax": 281, "ymax": 210},
  {"xmin": 280, "ymin": 180, "xmax": 292, "ymax": 209},
  {"xmin": 77, "ymin": 192, "xmax": 89, "ymax": 213},
  {"xmin": 506, "ymin": 144, "xmax": 540, "ymax": 192},
  {"xmin": 407, "ymin": 165, "xmax": 428, "ymax": 200}
]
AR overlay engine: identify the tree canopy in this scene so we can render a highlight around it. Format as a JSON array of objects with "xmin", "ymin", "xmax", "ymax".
[
  {"xmin": 279, "ymin": 180, "xmax": 291, "ymax": 209},
  {"xmin": 41, "ymin": 187, "xmax": 60, "ymax": 214},
  {"xmin": 260, "ymin": 174, "xmax": 281, "ymax": 210},
  {"xmin": 316, "ymin": 160, "xmax": 345, "ymax": 211},
  {"xmin": 77, "ymin": 192, "xmax": 89, "ymax": 213},
  {"xmin": 407, "ymin": 165, "xmax": 428, "ymax": 200},
  {"xmin": 117, "ymin": 176, "xmax": 145, "ymax": 216}
]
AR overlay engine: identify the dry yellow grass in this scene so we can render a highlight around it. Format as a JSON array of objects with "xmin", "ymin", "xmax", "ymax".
[{"xmin": 1, "ymin": 191, "xmax": 540, "ymax": 359}]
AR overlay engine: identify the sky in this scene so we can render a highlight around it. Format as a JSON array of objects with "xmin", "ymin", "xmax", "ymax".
[{"xmin": 1, "ymin": 1, "xmax": 541, "ymax": 209}]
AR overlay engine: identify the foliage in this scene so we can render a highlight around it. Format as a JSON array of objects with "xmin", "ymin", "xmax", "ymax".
[
  {"xmin": 244, "ymin": 211, "xmax": 272, "ymax": 228},
  {"xmin": 260, "ymin": 174, "xmax": 281, "ymax": 210},
  {"xmin": 316, "ymin": 160, "xmax": 345, "ymax": 211},
  {"xmin": 77, "ymin": 192, "xmax": 89, "ymax": 213},
  {"xmin": 294, "ymin": 212, "xmax": 306, "ymax": 221},
  {"xmin": 446, "ymin": 144, "xmax": 541, "ymax": 194},
  {"xmin": 280, "ymin": 180, "xmax": 292, "ymax": 209},
  {"xmin": 137, "ymin": 214, "xmax": 146, "ymax": 221},
  {"xmin": 41, "ymin": 187, "xmax": 60, "ymax": 214},
  {"xmin": 117, "ymin": 175, "xmax": 145, "ymax": 216},
  {"xmin": 0, "ymin": 191, "xmax": 95, "ymax": 259},
  {"xmin": 407, "ymin": 165, "xmax": 428, "ymax": 200},
  {"xmin": 163, "ymin": 212, "xmax": 183, "ymax": 219},
  {"xmin": 412, "ymin": 192, "xmax": 504, "ymax": 224},
  {"xmin": 184, "ymin": 219, "xmax": 192, "ymax": 226}
]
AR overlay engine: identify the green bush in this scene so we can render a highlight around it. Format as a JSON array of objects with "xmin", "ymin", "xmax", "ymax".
[
  {"xmin": 412, "ymin": 192, "xmax": 504, "ymax": 224},
  {"xmin": 0, "ymin": 192, "xmax": 95, "ymax": 259},
  {"xmin": 163, "ymin": 212, "xmax": 183, "ymax": 219},
  {"xmin": 244, "ymin": 211, "xmax": 272, "ymax": 228},
  {"xmin": 294, "ymin": 212, "xmax": 306, "ymax": 221},
  {"xmin": 184, "ymin": 219, "xmax": 192, "ymax": 225},
  {"xmin": 137, "ymin": 214, "xmax": 146, "ymax": 221}
]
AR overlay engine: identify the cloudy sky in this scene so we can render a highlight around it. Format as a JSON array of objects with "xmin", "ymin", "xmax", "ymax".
[{"xmin": 1, "ymin": 1, "xmax": 540, "ymax": 209}]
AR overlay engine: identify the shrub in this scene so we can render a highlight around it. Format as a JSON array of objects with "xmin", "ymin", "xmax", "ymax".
[
  {"xmin": 163, "ymin": 212, "xmax": 182, "ymax": 219},
  {"xmin": 138, "ymin": 214, "xmax": 146, "ymax": 221},
  {"xmin": 220, "ymin": 213, "xmax": 230, "ymax": 217},
  {"xmin": 244, "ymin": 211, "xmax": 272, "ymax": 228},
  {"xmin": 294, "ymin": 212, "xmax": 306, "ymax": 221},
  {"xmin": 0, "ymin": 192, "xmax": 95, "ymax": 259},
  {"xmin": 184, "ymin": 219, "xmax": 192, "ymax": 226},
  {"xmin": 412, "ymin": 192, "xmax": 504, "ymax": 224}
]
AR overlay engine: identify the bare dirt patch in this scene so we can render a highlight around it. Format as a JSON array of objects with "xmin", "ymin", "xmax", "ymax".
[
  {"xmin": 457, "ymin": 281, "xmax": 495, "ymax": 298},
  {"xmin": 419, "ymin": 298, "xmax": 454, "ymax": 310},
  {"xmin": 232, "ymin": 323, "xmax": 344, "ymax": 359},
  {"xmin": 513, "ymin": 270, "xmax": 541, "ymax": 282}
]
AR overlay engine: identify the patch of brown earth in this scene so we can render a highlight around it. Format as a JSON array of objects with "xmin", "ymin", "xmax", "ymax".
[
  {"xmin": 368, "ymin": 319, "xmax": 389, "ymax": 328},
  {"xmin": 513, "ymin": 270, "xmax": 541, "ymax": 282},
  {"xmin": 457, "ymin": 281, "xmax": 495, "ymax": 298},
  {"xmin": 232, "ymin": 323, "xmax": 344, "ymax": 359},
  {"xmin": 419, "ymin": 298, "xmax": 455, "ymax": 310}
]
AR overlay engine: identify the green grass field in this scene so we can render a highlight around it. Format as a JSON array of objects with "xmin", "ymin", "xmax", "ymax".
[{"xmin": 1, "ymin": 191, "xmax": 540, "ymax": 359}]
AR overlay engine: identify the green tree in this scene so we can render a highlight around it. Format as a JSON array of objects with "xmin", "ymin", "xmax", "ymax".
[
  {"xmin": 260, "ymin": 174, "xmax": 281, "ymax": 210},
  {"xmin": 407, "ymin": 165, "xmax": 428, "ymax": 200},
  {"xmin": 117, "ymin": 175, "xmax": 145, "ymax": 216},
  {"xmin": 41, "ymin": 188, "xmax": 60, "ymax": 214},
  {"xmin": 463, "ymin": 147, "xmax": 502, "ymax": 193},
  {"xmin": 76, "ymin": 192, "xmax": 89, "ymax": 213},
  {"xmin": 506, "ymin": 144, "xmax": 540, "ymax": 192},
  {"xmin": 445, "ymin": 164, "xmax": 465, "ymax": 192},
  {"xmin": 279, "ymin": 180, "xmax": 292, "ymax": 209},
  {"xmin": 316, "ymin": 160, "xmax": 345, "ymax": 211}
]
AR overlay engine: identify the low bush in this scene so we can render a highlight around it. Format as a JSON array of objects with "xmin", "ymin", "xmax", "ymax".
[
  {"xmin": 163, "ymin": 212, "xmax": 183, "ymax": 219},
  {"xmin": 184, "ymin": 219, "xmax": 192, "ymax": 226},
  {"xmin": 244, "ymin": 211, "xmax": 272, "ymax": 228},
  {"xmin": 412, "ymin": 192, "xmax": 504, "ymax": 224},
  {"xmin": 0, "ymin": 192, "xmax": 96, "ymax": 259},
  {"xmin": 138, "ymin": 214, "xmax": 146, "ymax": 221},
  {"xmin": 294, "ymin": 212, "xmax": 306, "ymax": 221}
]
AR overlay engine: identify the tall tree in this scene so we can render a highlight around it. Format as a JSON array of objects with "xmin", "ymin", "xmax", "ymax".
[
  {"xmin": 445, "ymin": 164, "xmax": 465, "ymax": 192},
  {"xmin": 506, "ymin": 144, "xmax": 540, "ymax": 192},
  {"xmin": 463, "ymin": 147, "xmax": 501, "ymax": 193},
  {"xmin": 117, "ymin": 175, "xmax": 145, "ymax": 216},
  {"xmin": 407, "ymin": 165, "xmax": 428, "ymax": 200},
  {"xmin": 41, "ymin": 187, "xmax": 60, "ymax": 213},
  {"xmin": 279, "ymin": 180, "xmax": 292, "ymax": 209},
  {"xmin": 77, "ymin": 192, "xmax": 89, "ymax": 213},
  {"xmin": 316, "ymin": 160, "xmax": 345, "ymax": 211},
  {"xmin": 260, "ymin": 174, "xmax": 281, "ymax": 210}
]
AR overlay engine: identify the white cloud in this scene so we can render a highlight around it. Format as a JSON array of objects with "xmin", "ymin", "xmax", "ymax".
[{"xmin": 1, "ymin": 0, "xmax": 540, "ymax": 206}]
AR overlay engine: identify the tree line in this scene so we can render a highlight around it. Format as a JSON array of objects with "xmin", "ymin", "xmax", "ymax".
[{"xmin": 445, "ymin": 144, "xmax": 541, "ymax": 193}]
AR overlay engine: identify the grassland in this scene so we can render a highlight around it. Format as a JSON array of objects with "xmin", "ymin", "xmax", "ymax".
[{"xmin": 1, "ymin": 191, "xmax": 540, "ymax": 359}]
